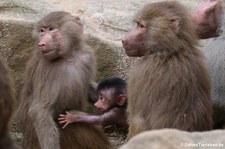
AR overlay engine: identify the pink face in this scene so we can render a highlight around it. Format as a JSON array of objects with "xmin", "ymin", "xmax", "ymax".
[
  {"xmin": 94, "ymin": 89, "xmax": 115, "ymax": 111},
  {"xmin": 38, "ymin": 26, "xmax": 68, "ymax": 60},
  {"xmin": 122, "ymin": 20, "xmax": 151, "ymax": 57}
]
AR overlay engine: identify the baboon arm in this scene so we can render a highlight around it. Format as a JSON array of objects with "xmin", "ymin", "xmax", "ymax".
[{"xmin": 28, "ymin": 102, "xmax": 60, "ymax": 149}]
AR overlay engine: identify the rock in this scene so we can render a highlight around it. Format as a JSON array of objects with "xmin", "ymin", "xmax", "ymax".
[
  {"xmin": 0, "ymin": 21, "xmax": 33, "ymax": 97},
  {"xmin": 41, "ymin": 0, "xmax": 201, "ymax": 40},
  {"xmin": 120, "ymin": 129, "xmax": 225, "ymax": 149},
  {"xmin": 86, "ymin": 34, "xmax": 131, "ymax": 80},
  {"xmin": 0, "ymin": 0, "xmax": 55, "ymax": 22},
  {"xmin": 0, "ymin": 0, "xmax": 56, "ymax": 98}
]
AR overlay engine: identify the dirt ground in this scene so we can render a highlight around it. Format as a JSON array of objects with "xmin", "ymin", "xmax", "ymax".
[{"xmin": 104, "ymin": 126, "xmax": 127, "ymax": 148}]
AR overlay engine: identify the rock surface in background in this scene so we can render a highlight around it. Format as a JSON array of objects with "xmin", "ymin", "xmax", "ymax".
[{"xmin": 0, "ymin": 0, "xmax": 202, "ymax": 89}]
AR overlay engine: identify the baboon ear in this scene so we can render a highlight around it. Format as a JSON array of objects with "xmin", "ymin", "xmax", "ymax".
[
  {"xmin": 74, "ymin": 16, "xmax": 83, "ymax": 34},
  {"xmin": 170, "ymin": 16, "xmax": 180, "ymax": 34},
  {"xmin": 117, "ymin": 94, "xmax": 127, "ymax": 106}
]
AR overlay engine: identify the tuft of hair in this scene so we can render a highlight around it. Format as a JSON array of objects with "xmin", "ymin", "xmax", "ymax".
[{"xmin": 97, "ymin": 76, "xmax": 127, "ymax": 96}]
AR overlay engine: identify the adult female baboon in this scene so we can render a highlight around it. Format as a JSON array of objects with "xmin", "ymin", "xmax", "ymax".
[
  {"xmin": 122, "ymin": 1, "xmax": 212, "ymax": 139},
  {"xmin": 17, "ymin": 11, "xmax": 111, "ymax": 149}
]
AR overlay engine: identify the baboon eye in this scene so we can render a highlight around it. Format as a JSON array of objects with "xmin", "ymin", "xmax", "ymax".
[
  {"xmin": 100, "ymin": 96, "xmax": 104, "ymax": 100},
  {"xmin": 137, "ymin": 22, "xmax": 145, "ymax": 28},
  {"xmin": 140, "ymin": 24, "xmax": 145, "ymax": 28},
  {"xmin": 49, "ymin": 26, "xmax": 55, "ymax": 31},
  {"xmin": 40, "ymin": 28, "xmax": 45, "ymax": 33}
]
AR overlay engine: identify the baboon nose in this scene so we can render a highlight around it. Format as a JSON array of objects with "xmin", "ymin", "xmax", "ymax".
[
  {"xmin": 38, "ymin": 43, "xmax": 46, "ymax": 48},
  {"xmin": 121, "ymin": 39, "xmax": 126, "ymax": 46}
]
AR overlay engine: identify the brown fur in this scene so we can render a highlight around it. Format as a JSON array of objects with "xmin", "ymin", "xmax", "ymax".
[
  {"xmin": 0, "ymin": 55, "xmax": 21, "ymax": 149},
  {"xmin": 192, "ymin": 0, "xmax": 223, "ymax": 39},
  {"xmin": 122, "ymin": 1, "xmax": 213, "ymax": 139},
  {"xmin": 16, "ymin": 11, "xmax": 111, "ymax": 149}
]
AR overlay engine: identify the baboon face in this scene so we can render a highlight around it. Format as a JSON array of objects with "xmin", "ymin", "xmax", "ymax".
[
  {"xmin": 37, "ymin": 26, "xmax": 69, "ymax": 60},
  {"xmin": 122, "ymin": 20, "xmax": 154, "ymax": 57},
  {"xmin": 122, "ymin": 2, "xmax": 197, "ymax": 57},
  {"xmin": 33, "ymin": 11, "xmax": 83, "ymax": 60}
]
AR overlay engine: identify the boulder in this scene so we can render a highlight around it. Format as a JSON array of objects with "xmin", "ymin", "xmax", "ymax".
[{"xmin": 120, "ymin": 129, "xmax": 225, "ymax": 149}]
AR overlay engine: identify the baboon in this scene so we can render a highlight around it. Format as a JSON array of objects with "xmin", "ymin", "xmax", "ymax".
[
  {"xmin": 203, "ymin": 7, "xmax": 225, "ymax": 128},
  {"xmin": 58, "ymin": 76, "xmax": 128, "ymax": 129},
  {"xmin": 193, "ymin": 0, "xmax": 225, "ymax": 128},
  {"xmin": 16, "ymin": 11, "xmax": 111, "ymax": 149},
  {"xmin": 0, "ymin": 55, "xmax": 21, "ymax": 149},
  {"xmin": 122, "ymin": 1, "xmax": 213, "ymax": 139},
  {"xmin": 204, "ymin": 37, "xmax": 225, "ymax": 129}
]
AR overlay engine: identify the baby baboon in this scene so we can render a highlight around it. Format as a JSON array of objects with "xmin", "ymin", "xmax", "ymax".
[{"xmin": 58, "ymin": 76, "xmax": 128, "ymax": 129}]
